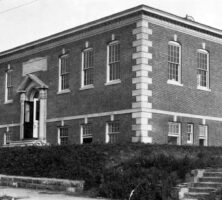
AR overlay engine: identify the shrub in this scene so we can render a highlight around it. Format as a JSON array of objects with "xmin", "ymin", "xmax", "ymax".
[{"xmin": 0, "ymin": 143, "xmax": 222, "ymax": 199}]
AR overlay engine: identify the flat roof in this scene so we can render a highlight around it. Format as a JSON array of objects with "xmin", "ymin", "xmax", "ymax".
[{"xmin": 1, "ymin": 4, "xmax": 222, "ymax": 57}]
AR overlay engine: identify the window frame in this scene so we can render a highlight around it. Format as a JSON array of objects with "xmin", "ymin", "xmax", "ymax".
[
  {"xmin": 5, "ymin": 69, "xmax": 13, "ymax": 103},
  {"xmin": 106, "ymin": 121, "xmax": 120, "ymax": 144},
  {"xmin": 81, "ymin": 48, "xmax": 94, "ymax": 90},
  {"xmin": 80, "ymin": 123, "xmax": 93, "ymax": 144},
  {"xmin": 199, "ymin": 125, "xmax": 208, "ymax": 146},
  {"xmin": 197, "ymin": 49, "xmax": 210, "ymax": 91},
  {"xmin": 167, "ymin": 41, "xmax": 183, "ymax": 86},
  {"xmin": 58, "ymin": 54, "xmax": 70, "ymax": 94},
  {"xmin": 187, "ymin": 123, "xmax": 194, "ymax": 144},
  {"xmin": 58, "ymin": 127, "xmax": 69, "ymax": 145},
  {"xmin": 168, "ymin": 122, "xmax": 181, "ymax": 145},
  {"xmin": 106, "ymin": 40, "xmax": 121, "ymax": 85}
]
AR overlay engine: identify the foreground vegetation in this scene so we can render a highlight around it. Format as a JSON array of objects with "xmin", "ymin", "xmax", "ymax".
[{"xmin": 1, "ymin": 143, "xmax": 222, "ymax": 199}]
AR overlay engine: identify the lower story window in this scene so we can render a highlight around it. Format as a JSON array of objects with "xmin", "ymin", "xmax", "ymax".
[
  {"xmin": 168, "ymin": 122, "xmax": 181, "ymax": 145},
  {"xmin": 58, "ymin": 127, "xmax": 68, "ymax": 145},
  {"xmin": 81, "ymin": 123, "xmax": 93, "ymax": 144},
  {"xmin": 187, "ymin": 124, "xmax": 193, "ymax": 144},
  {"xmin": 106, "ymin": 121, "xmax": 119, "ymax": 144},
  {"xmin": 4, "ymin": 131, "xmax": 11, "ymax": 145},
  {"xmin": 199, "ymin": 125, "xmax": 208, "ymax": 146}
]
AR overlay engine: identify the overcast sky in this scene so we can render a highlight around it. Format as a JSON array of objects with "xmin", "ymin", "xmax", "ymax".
[{"xmin": 0, "ymin": 0, "xmax": 222, "ymax": 52}]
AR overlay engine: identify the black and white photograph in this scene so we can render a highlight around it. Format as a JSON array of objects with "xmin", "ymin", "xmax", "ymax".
[{"xmin": 0, "ymin": 0, "xmax": 222, "ymax": 199}]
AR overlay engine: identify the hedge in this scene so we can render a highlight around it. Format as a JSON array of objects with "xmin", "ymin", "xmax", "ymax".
[{"xmin": 1, "ymin": 143, "xmax": 222, "ymax": 199}]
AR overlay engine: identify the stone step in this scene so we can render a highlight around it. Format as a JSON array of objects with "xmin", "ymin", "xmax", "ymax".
[
  {"xmin": 199, "ymin": 177, "xmax": 222, "ymax": 183},
  {"xmin": 191, "ymin": 182, "xmax": 222, "ymax": 188},
  {"xmin": 203, "ymin": 172, "xmax": 222, "ymax": 177},
  {"xmin": 205, "ymin": 168, "xmax": 222, "ymax": 173},
  {"xmin": 189, "ymin": 187, "xmax": 216, "ymax": 193},
  {"xmin": 184, "ymin": 192, "xmax": 209, "ymax": 199}
]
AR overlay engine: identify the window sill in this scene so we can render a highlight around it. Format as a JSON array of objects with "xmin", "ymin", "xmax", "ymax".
[
  {"xmin": 197, "ymin": 86, "xmax": 211, "ymax": 92},
  {"xmin": 105, "ymin": 79, "xmax": 121, "ymax": 86},
  {"xmin": 187, "ymin": 141, "xmax": 193, "ymax": 144},
  {"xmin": 4, "ymin": 100, "xmax": 13, "ymax": 104},
  {"xmin": 57, "ymin": 89, "xmax": 71, "ymax": 95},
  {"xmin": 167, "ymin": 80, "xmax": 183, "ymax": 87},
  {"xmin": 79, "ymin": 85, "xmax": 94, "ymax": 90}
]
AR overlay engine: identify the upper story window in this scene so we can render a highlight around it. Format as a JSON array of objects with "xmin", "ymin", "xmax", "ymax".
[
  {"xmin": 106, "ymin": 121, "xmax": 120, "ymax": 144},
  {"xmin": 168, "ymin": 122, "xmax": 181, "ymax": 145},
  {"xmin": 58, "ymin": 54, "xmax": 70, "ymax": 92},
  {"xmin": 106, "ymin": 41, "xmax": 120, "ymax": 84},
  {"xmin": 167, "ymin": 41, "xmax": 182, "ymax": 85},
  {"xmin": 5, "ymin": 65, "xmax": 13, "ymax": 103},
  {"xmin": 197, "ymin": 50, "xmax": 209, "ymax": 90},
  {"xmin": 81, "ymin": 48, "xmax": 94, "ymax": 87}
]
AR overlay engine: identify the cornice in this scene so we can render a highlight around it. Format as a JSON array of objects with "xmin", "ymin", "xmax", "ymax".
[
  {"xmin": 0, "ymin": 15, "xmax": 140, "ymax": 64},
  {"xmin": 143, "ymin": 15, "xmax": 222, "ymax": 44},
  {"xmin": 1, "ymin": 4, "xmax": 222, "ymax": 63}
]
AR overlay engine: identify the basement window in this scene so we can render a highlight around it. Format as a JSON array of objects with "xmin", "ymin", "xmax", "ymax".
[
  {"xmin": 168, "ymin": 122, "xmax": 181, "ymax": 145},
  {"xmin": 81, "ymin": 123, "xmax": 93, "ymax": 144}
]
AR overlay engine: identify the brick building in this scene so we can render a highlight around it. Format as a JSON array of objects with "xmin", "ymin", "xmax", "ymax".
[{"xmin": 0, "ymin": 5, "xmax": 222, "ymax": 147}]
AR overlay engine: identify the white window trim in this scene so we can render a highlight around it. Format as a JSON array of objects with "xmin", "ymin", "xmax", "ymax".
[
  {"xmin": 105, "ymin": 123, "xmax": 109, "ymax": 143},
  {"xmin": 106, "ymin": 40, "xmax": 121, "ymax": 85},
  {"xmin": 58, "ymin": 54, "xmax": 70, "ymax": 94},
  {"xmin": 197, "ymin": 49, "xmax": 210, "ymax": 91},
  {"xmin": 199, "ymin": 125, "xmax": 208, "ymax": 146},
  {"xmin": 80, "ymin": 48, "xmax": 94, "ymax": 90},
  {"xmin": 5, "ymin": 69, "xmax": 13, "ymax": 104},
  {"xmin": 57, "ymin": 128, "xmax": 61, "ymax": 145},
  {"xmin": 167, "ymin": 41, "xmax": 182, "ymax": 85},
  {"xmin": 187, "ymin": 124, "xmax": 194, "ymax": 144},
  {"xmin": 168, "ymin": 122, "xmax": 181, "ymax": 145}
]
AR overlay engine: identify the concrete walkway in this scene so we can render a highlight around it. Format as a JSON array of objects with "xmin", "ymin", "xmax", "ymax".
[{"xmin": 0, "ymin": 186, "xmax": 106, "ymax": 200}]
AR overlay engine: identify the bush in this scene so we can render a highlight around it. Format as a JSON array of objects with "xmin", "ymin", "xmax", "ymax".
[{"xmin": 1, "ymin": 143, "xmax": 222, "ymax": 199}]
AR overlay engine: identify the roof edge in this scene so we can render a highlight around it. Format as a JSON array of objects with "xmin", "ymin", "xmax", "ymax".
[{"xmin": 1, "ymin": 4, "xmax": 222, "ymax": 57}]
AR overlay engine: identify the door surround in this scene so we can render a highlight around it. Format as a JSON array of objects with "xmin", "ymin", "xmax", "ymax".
[{"xmin": 17, "ymin": 74, "xmax": 48, "ymax": 141}]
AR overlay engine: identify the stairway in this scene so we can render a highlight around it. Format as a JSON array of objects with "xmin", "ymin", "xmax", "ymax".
[
  {"xmin": 3, "ymin": 139, "xmax": 49, "ymax": 147},
  {"xmin": 182, "ymin": 168, "xmax": 222, "ymax": 200}
]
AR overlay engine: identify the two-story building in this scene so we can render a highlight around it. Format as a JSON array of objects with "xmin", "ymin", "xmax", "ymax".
[{"xmin": 1, "ymin": 5, "xmax": 222, "ymax": 146}]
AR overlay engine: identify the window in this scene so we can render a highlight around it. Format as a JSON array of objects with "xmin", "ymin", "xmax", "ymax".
[
  {"xmin": 59, "ymin": 54, "xmax": 69, "ymax": 91},
  {"xmin": 4, "ymin": 131, "xmax": 11, "ymax": 145},
  {"xmin": 107, "ymin": 41, "xmax": 120, "ymax": 82},
  {"xmin": 187, "ymin": 124, "xmax": 193, "ymax": 144},
  {"xmin": 106, "ymin": 121, "xmax": 120, "ymax": 143},
  {"xmin": 168, "ymin": 122, "xmax": 181, "ymax": 145},
  {"xmin": 58, "ymin": 127, "xmax": 68, "ymax": 145},
  {"xmin": 197, "ymin": 50, "xmax": 209, "ymax": 89},
  {"xmin": 81, "ymin": 123, "xmax": 93, "ymax": 144},
  {"xmin": 168, "ymin": 41, "xmax": 181, "ymax": 84},
  {"xmin": 82, "ymin": 49, "xmax": 94, "ymax": 87},
  {"xmin": 5, "ymin": 69, "xmax": 13, "ymax": 102},
  {"xmin": 199, "ymin": 125, "xmax": 208, "ymax": 146}
]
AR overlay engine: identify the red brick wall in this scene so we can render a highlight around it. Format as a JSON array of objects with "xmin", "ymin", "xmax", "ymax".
[
  {"xmin": 150, "ymin": 23, "xmax": 222, "ymax": 117},
  {"xmin": 46, "ymin": 113, "xmax": 132, "ymax": 145}
]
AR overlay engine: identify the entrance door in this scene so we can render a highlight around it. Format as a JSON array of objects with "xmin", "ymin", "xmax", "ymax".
[
  {"xmin": 24, "ymin": 99, "xmax": 40, "ymax": 139},
  {"xmin": 24, "ymin": 101, "xmax": 34, "ymax": 139},
  {"xmin": 33, "ymin": 98, "xmax": 40, "ymax": 138}
]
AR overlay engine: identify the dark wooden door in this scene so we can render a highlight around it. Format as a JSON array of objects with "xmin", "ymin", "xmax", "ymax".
[{"xmin": 24, "ymin": 101, "xmax": 34, "ymax": 139}]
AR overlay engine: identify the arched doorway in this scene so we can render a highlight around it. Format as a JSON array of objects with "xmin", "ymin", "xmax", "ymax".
[{"xmin": 24, "ymin": 89, "xmax": 40, "ymax": 139}]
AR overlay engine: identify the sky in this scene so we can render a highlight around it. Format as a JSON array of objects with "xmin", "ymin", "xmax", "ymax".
[{"xmin": 0, "ymin": 0, "xmax": 222, "ymax": 52}]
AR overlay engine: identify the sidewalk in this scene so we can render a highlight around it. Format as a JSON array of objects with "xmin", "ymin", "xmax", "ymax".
[{"xmin": 0, "ymin": 186, "xmax": 106, "ymax": 200}]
